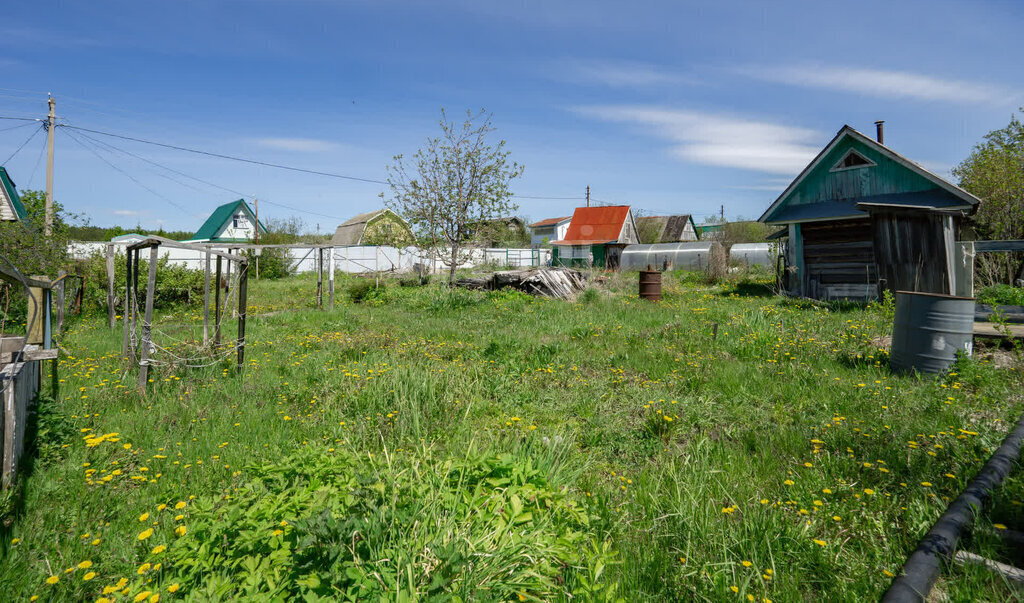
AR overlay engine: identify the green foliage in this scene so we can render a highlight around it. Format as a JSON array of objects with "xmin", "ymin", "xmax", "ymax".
[
  {"xmin": 347, "ymin": 279, "xmax": 387, "ymax": 305},
  {"xmin": 66, "ymin": 224, "xmax": 194, "ymax": 242},
  {"xmin": 385, "ymin": 109, "xmax": 525, "ymax": 284},
  {"xmin": 398, "ymin": 273, "xmax": 431, "ymax": 287},
  {"xmin": 977, "ymin": 284, "xmax": 1024, "ymax": 306},
  {"xmin": 0, "ymin": 189, "xmax": 75, "ymax": 278},
  {"xmin": 78, "ymin": 248, "xmax": 206, "ymax": 313},
  {"xmin": 579, "ymin": 287, "xmax": 600, "ymax": 304},
  {"xmin": 953, "ymin": 110, "xmax": 1024, "ymax": 285},
  {"xmin": 162, "ymin": 445, "xmax": 605, "ymax": 601}
]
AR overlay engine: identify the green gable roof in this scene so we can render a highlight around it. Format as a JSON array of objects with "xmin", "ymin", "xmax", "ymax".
[
  {"xmin": 759, "ymin": 125, "xmax": 980, "ymax": 225},
  {"xmin": 0, "ymin": 166, "xmax": 27, "ymax": 220},
  {"xmin": 188, "ymin": 199, "xmax": 267, "ymax": 242}
]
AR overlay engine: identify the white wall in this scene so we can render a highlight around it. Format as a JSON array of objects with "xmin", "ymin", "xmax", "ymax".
[{"xmin": 69, "ymin": 242, "xmax": 551, "ymax": 274}]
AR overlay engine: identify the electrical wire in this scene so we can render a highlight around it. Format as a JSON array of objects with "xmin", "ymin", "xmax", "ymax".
[
  {"xmin": 1, "ymin": 124, "xmax": 43, "ymax": 166},
  {"xmin": 60, "ymin": 124, "xmax": 390, "ymax": 185},
  {"xmin": 0, "ymin": 121, "xmax": 37, "ymax": 134},
  {"xmin": 63, "ymin": 128, "xmax": 198, "ymax": 216},
  {"xmin": 26, "ymin": 130, "xmax": 48, "ymax": 188}
]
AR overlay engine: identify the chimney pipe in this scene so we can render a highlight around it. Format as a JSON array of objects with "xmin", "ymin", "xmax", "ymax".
[{"xmin": 874, "ymin": 120, "xmax": 885, "ymax": 144}]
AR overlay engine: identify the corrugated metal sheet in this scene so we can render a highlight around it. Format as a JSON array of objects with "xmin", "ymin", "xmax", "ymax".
[
  {"xmin": 529, "ymin": 216, "xmax": 571, "ymax": 228},
  {"xmin": 729, "ymin": 243, "xmax": 775, "ymax": 267},
  {"xmin": 552, "ymin": 206, "xmax": 631, "ymax": 245}
]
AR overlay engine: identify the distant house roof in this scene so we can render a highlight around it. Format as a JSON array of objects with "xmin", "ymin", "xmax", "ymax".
[
  {"xmin": 529, "ymin": 216, "xmax": 571, "ymax": 228},
  {"xmin": 551, "ymin": 205, "xmax": 634, "ymax": 245},
  {"xmin": 636, "ymin": 214, "xmax": 696, "ymax": 242},
  {"xmin": 0, "ymin": 167, "xmax": 27, "ymax": 221},
  {"xmin": 330, "ymin": 209, "xmax": 410, "ymax": 246},
  {"xmin": 759, "ymin": 125, "xmax": 981, "ymax": 224},
  {"xmin": 111, "ymin": 233, "xmax": 147, "ymax": 243},
  {"xmin": 187, "ymin": 199, "xmax": 267, "ymax": 242}
]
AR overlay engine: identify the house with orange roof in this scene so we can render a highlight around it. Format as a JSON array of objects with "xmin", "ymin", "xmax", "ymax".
[{"xmin": 550, "ymin": 205, "xmax": 639, "ymax": 267}]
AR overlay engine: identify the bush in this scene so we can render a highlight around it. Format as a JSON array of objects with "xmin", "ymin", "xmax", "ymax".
[
  {"xmin": 244, "ymin": 247, "xmax": 294, "ymax": 280},
  {"xmin": 978, "ymin": 284, "xmax": 1024, "ymax": 306},
  {"xmin": 398, "ymin": 273, "xmax": 431, "ymax": 287},
  {"xmin": 79, "ymin": 248, "xmax": 206, "ymax": 314},
  {"xmin": 347, "ymin": 279, "xmax": 387, "ymax": 304}
]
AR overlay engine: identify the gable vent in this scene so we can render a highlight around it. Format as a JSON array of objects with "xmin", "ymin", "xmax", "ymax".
[{"xmin": 830, "ymin": 149, "xmax": 876, "ymax": 172}]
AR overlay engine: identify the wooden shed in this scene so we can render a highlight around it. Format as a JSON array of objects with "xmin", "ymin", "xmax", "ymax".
[
  {"xmin": 0, "ymin": 167, "xmax": 27, "ymax": 222},
  {"xmin": 759, "ymin": 124, "xmax": 980, "ymax": 300},
  {"xmin": 551, "ymin": 205, "xmax": 640, "ymax": 268},
  {"xmin": 331, "ymin": 209, "xmax": 413, "ymax": 247}
]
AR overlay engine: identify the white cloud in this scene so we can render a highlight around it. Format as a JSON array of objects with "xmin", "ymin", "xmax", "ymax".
[
  {"xmin": 112, "ymin": 209, "xmax": 144, "ymax": 216},
  {"xmin": 555, "ymin": 59, "xmax": 696, "ymax": 88},
  {"xmin": 253, "ymin": 138, "xmax": 340, "ymax": 152},
  {"xmin": 744, "ymin": 64, "xmax": 1020, "ymax": 105},
  {"xmin": 575, "ymin": 105, "xmax": 821, "ymax": 174}
]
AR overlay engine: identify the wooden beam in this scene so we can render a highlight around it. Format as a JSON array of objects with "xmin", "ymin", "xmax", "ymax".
[
  {"xmin": 328, "ymin": 247, "xmax": 335, "ymax": 310},
  {"xmin": 214, "ymin": 256, "xmax": 222, "ymax": 347},
  {"xmin": 974, "ymin": 240, "xmax": 1024, "ymax": 253},
  {"xmin": 203, "ymin": 250, "xmax": 211, "ymax": 346},
  {"xmin": 237, "ymin": 260, "xmax": 248, "ymax": 373},
  {"xmin": 106, "ymin": 244, "xmax": 116, "ymax": 328},
  {"xmin": 316, "ymin": 248, "xmax": 323, "ymax": 308},
  {"xmin": 954, "ymin": 550, "xmax": 1024, "ymax": 586},
  {"xmin": 122, "ymin": 248, "xmax": 132, "ymax": 357},
  {"xmin": 55, "ymin": 269, "xmax": 65, "ymax": 334},
  {"xmin": 137, "ymin": 245, "xmax": 159, "ymax": 393},
  {"xmin": 26, "ymin": 276, "xmax": 48, "ymax": 345}
]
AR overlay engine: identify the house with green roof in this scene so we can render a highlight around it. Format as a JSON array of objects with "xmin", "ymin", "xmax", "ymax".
[
  {"xmin": 185, "ymin": 199, "xmax": 266, "ymax": 243},
  {"xmin": 0, "ymin": 167, "xmax": 27, "ymax": 222}
]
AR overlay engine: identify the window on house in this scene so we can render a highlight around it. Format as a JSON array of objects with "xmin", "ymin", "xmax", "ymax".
[{"xmin": 830, "ymin": 149, "xmax": 876, "ymax": 171}]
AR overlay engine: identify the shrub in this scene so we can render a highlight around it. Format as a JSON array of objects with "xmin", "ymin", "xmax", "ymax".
[
  {"xmin": 244, "ymin": 247, "xmax": 294, "ymax": 280},
  {"xmin": 79, "ymin": 249, "xmax": 205, "ymax": 313},
  {"xmin": 348, "ymin": 279, "xmax": 387, "ymax": 304}
]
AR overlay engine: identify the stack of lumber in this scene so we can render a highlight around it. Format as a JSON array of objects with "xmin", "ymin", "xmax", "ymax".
[{"xmin": 455, "ymin": 268, "xmax": 588, "ymax": 300}]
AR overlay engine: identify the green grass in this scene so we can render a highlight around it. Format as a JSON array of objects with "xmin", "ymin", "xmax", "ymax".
[{"xmin": 2, "ymin": 271, "xmax": 1023, "ymax": 601}]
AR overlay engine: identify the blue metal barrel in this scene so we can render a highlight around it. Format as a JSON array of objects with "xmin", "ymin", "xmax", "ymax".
[{"xmin": 890, "ymin": 291, "xmax": 975, "ymax": 374}]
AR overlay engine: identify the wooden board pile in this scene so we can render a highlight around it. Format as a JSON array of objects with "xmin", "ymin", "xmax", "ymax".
[{"xmin": 455, "ymin": 268, "xmax": 588, "ymax": 300}]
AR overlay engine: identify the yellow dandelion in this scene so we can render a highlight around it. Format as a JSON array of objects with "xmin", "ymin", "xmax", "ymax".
[
  {"xmin": 46, "ymin": 575, "xmax": 60, "ymax": 585},
  {"xmin": 133, "ymin": 592, "xmax": 152, "ymax": 603},
  {"xmin": 864, "ymin": 488, "xmax": 875, "ymax": 496},
  {"xmin": 174, "ymin": 501, "xmax": 186, "ymax": 510},
  {"xmin": 175, "ymin": 525, "xmax": 187, "ymax": 536},
  {"xmin": 151, "ymin": 545, "xmax": 166, "ymax": 554},
  {"xmin": 139, "ymin": 512, "xmax": 149, "ymax": 522},
  {"xmin": 137, "ymin": 528, "xmax": 154, "ymax": 541},
  {"xmin": 813, "ymin": 539, "xmax": 827, "ymax": 546},
  {"xmin": 741, "ymin": 560, "xmax": 752, "ymax": 567},
  {"xmin": 167, "ymin": 584, "xmax": 180, "ymax": 593},
  {"xmin": 83, "ymin": 572, "xmax": 96, "ymax": 581},
  {"xmin": 78, "ymin": 560, "xmax": 93, "ymax": 569}
]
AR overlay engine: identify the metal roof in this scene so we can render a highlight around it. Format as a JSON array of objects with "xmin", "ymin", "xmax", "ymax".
[
  {"xmin": 550, "ymin": 205, "xmax": 632, "ymax": 245},
  {"xmin": 0, "ymin": 167, "xmax": 26, "ymax": 221},
  {"xmin": 759, "ymin": 125, "xmax": 981, "ymax": 224},
  {"xmin": 188, "ymin": 199, "xmax": 267, "ymax": 242},
  {"xmin": 765, "ymin": 190, "xmax": 972, "ymax": 224},
  {"xmin": 330, "ymin": 209, "xmax": 411, "ymax": 246},
  {"xmin": 529, "ymin": 216, "xmax": 572, "ymax": 228},
  {"xmin": 636, "ymin": 214, "xmax": 696, "ymax": 242}
]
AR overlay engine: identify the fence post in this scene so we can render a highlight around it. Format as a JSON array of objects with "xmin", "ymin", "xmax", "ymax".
[
  {"xmin": 55, "ymin": 270, "xmax": 66, "ymax": 333},
  {"xmin": 122, "ymin": 249, "xmax": 133, "ymax": 357},
  {"xmin": 130, "ymin": 248, "xmax": 140, "ymax": 363},
  {"xmin": 316, "ymin": 247, "xmax": 323, "ymax": 308},
  {"xmin": 137, "ymin": 245, "xmax": 159, "ymax": 393},
  {"xmin": 214, "ymin": 255, "xmax": 222, "ymax": 346},
  {"xmin": 26, "ymin": 277, "xmax": 47, "ymax": 345},
  {"xmin": 237, "ymin": 259, "xmax": 248, "ymax": 373},
  {"xmin": 328, "ymin": 247, "xmax": 335, "ymax": 310},
  {"xmin": 203, "ymin": 250, "xmax": 211, "ymax": 345},
  {"xmin": 106, "ymin": 244, "xmax": 116, "ymax": 328}
]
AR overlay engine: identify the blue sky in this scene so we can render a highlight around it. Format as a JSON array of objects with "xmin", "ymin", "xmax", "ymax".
[{"xmin": 0, "ymin": 0, "xmax": 1021, "ymax": 233}]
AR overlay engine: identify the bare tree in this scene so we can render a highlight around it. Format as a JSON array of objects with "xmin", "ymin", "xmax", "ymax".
[{"xmin": 385, "ymin": 109, "xmax": 523, "ymax": 284}]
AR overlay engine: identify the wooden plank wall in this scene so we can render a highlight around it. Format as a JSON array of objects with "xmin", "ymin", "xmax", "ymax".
[
  {"xmin": 2, "ymin": 351, "xmax": 40, "ymax": 487},
  {"xmin": 871, "ymin": 211, "xmax": 954, "ymax": 295},
  {"xmin": 801, "ymin": 219, "xmax": 878, "ymax": 300}
]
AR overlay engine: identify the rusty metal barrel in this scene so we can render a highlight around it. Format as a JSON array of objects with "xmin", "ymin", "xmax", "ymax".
[
  {"xmin": 639, "ymin": 269, "xmax": 662, "ymax": 302},
  {"xmin": 890, "ymin": 291, "xmax": 975, "ymax": 374}
]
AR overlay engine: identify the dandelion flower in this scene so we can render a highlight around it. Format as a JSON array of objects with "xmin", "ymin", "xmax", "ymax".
[
  {"xmin": 83, "ymin": 572, "xmax": 96, "ymax": 581},
  {"xmin": 139, "ymin": 513, "xmax": 150, "ymax": 522},
  {"xmin": 864, "ymin": 488, "xmax": 875, "ymax": 496},
  {"xmin": 133, "ymin": 592, "xmax": 152, "ymax": 603},
  {"xmin": 813, "ymin": 539, "xmax": 827, "ymax": 546},
  {"xmin": 137, "ymin": 528, "xmax": 153, "ymax": 541},
  {"xmin": 46, "ymin": 576, "xmax": 60, "ymax": 585},
  {"xmin": 741, "ymin": 560, "xmax": 752, "ymax": 567},
  {"xmin": 994, "ymin": 523, "xmax": 1007, "ymax": 530},
  {"xmin": 167, "ymin": 584, "xmax": 180, "ymax": 593},
  {"xmin": 920, "ymin": 482, "xmax": 932, "ymax": 487},
  {"xmin": 783, "ymin": 479, "xmax": 794, "ymax": 486},
  {"xmin": 730, "ymin": 586, "xmax": 739, "ymax": 593},
  {"xmin": 78, "ymin": 560, "xmax": 93, "ymax": 569},
  {"xmin": 175, "ymin": 526, "xmax": 187, "ymax": 536},
  {"xmin": 174, "ymin": 501, "xmax": 186, "ymax": 510},
  {"xmin": 151, "ymin": 545, "xmax": 166, "ymax": 554},
  {"xmin": 883, "ymin": 569, "xmax": 895, "ymax": 577}
]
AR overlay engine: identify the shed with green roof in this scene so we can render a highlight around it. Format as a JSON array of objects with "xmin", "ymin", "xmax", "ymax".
[
  {"xmin": 185, "ymin": 199, "xmax": 266, "ymax": 243},
  {"xmin": 0, "ymin": 167, "xmax": 27, "ymax": 222}
]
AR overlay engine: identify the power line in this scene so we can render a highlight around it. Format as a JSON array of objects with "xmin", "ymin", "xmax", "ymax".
[
  {"xmin": 0, "ymin": 121, "xmax": 37, "ymax": 133},
  {"xmin": 1, "ymin": 124, "xmax": 43, "ymax": 166},
  {"xmin": 63, "ymin": 127, "xmax": 198, "ymax": 216},
  {"xmin": 69, "ymin": 128, "xmax": 349, "ymax": 223},
  {"xmin": 60, "ymin": 124, "xmax": 390, "ymax": 185},
  {"xmin": 0, "ymin": 116, "xmax": 41, "ymax": 122}
]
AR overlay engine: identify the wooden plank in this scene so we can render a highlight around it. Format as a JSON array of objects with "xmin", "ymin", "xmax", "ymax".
[
  {"xmin": 237, "ymin": 260, "xmax": 248, "ymax": 372},
  {"xmin": 214, "ymin": 256, "xmax": 222, "ymax": 346},
  {"xmin": 122, "ymin": 248, "xmax": 132, "ymax": 357},
  {"xmin": 0, "ymin": 348, "xmax": 59, "ymax": 363},
  {"xmin": 55, "ymin": 269, "xmax": 66, "ymax": 333},
  {"xmin": 26, "ymin": 276, "xmax": 48, "ymax": 345},
  {"xmin": 138, "ymin": 245, "xmax": 159, "ymax": 393},
  {"xmin": 954, "ymin": 551, "xmax": 1024, "ymax": 586},
  {"xmin": 0, "ymin": 264, "xmax": 50, "ymax": 289},
  {"xmin": 130, "ymin": 248, "xmax": 140, "ymax": 362},
  {"xmin": 203, "ymin": 250, "xmax": 211, "ymax": 345},
  {"xmin": 106, "ymin": 244, "xmax": 116, "ymax": 328},
  {"xmin": 974, "ymin": 240, "xmax": 1024, "ymax": 253},
  {"xmin": 316, "ymin": 248, "xmax": 323, "ymax": 308},
  {"xmin": 974, "ymin": 322, "xmax": 1024, "ymax": 339},
  {"xmin": 328, "ymin": 247, "xmax": 335, "ymax": 310}
]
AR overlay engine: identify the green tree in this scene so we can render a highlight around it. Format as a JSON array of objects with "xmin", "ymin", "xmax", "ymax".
[
  {"xmin": 0, "ymin": 190, "xmax": 77, "ymax": 278},
  {"xmin": 385, "ymin": 109, "xmax": 524, "ymax": 284},
  {"xmin": 952, "ymin": 110, "xmax": 1024, "ymax": 285}
]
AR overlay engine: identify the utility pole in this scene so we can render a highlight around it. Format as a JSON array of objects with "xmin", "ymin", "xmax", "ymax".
[
  {"xmin": 586, "ymin": 185, "xmax": 590, "ymax": 208},
  {"xmin": 45, "ymin": 96, "xmax": 55, "ymax": 237},
  {"xmin": 720, "ymin": 204, "xmax": 724, "ymax": 222},
  {"xmin": 253, "ymin": 198, "xmax": 259, "ymax": 245}
]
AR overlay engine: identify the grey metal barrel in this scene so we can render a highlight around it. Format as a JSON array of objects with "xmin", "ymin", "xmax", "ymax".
[{"xmin": 890, "ymin": 291, "xmax": 975, "ymax": 374}]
